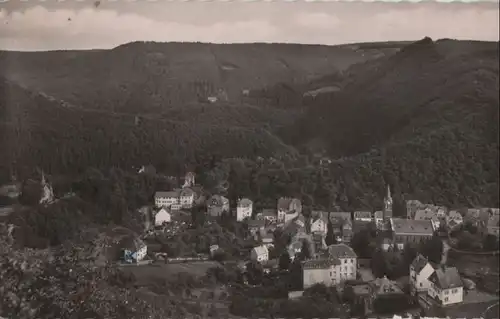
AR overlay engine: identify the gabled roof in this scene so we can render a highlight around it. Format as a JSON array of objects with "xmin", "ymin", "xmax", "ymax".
[
  {"xmin": 156, "ymin": 207, "xmax": 170, "ymax": 215},
  {"xmin": 446, "ymin": 210, "xmax": 463, "ymax": 221},
  {"xmin": 252, "ymin": 245, "xmax": 268, "ymax": 256},
  {"xmin": 411, "ymin": 254, "xmax": 429, "ymax": 273},
  {"xmin": 429, "ymin": 266, "xmax": 463, "ymax": 290},
  {"xmin": 414, "ymin": 208, "xmax": 439, "ymax": 221},
  {"xmin": 303, "ymin": 258, "xmax": 340, "ymax": 269},
  {"xmin": 327, "ymin": 244, "xmax": 357, "ymax": 259},
  {"xmin": 311, "ymin": 211, "xmax": 329, "ymax": 224},
  {"xmin": 374, "ymin": 211, "xmax": 384, "ymax": 219},
  {"xmin": 207, "ymin": 195, "xmax": 229, "ymax": 207},
  {"xmin": 237, "ymin": 198, "xmax": 253, "ymax": 207},
  {"xmin": 371, "ymin": 276, "xmax": 403, "ymax": 294},
  {"xmin": 155, "ymin": 190, "xmax": 179, "ymax": 198},
  {"xmin": 277, "ymin": 197, "xmax": 301, "ymax": 211},
  {"xmin": 391, "ymin": 218, "xmax": 433, "ymax": 235},
  {"xmin": 329, "ymin": 212, "xmax": 352, "ymax": 223}
]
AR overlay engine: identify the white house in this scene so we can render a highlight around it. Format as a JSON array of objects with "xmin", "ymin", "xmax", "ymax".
[
  {"xmin": 154, "ymin": 207, "xmax": 171, "ymax": 226},
  {"xmin": 236, "ymin": 198, "xmax": 253, "ymax": 221},
  {"xmin": 277, "ymin": 197, "xmax": 302, "ymax": 224},
  {"xmin": 310, "ymin": 211, "xmax": 329, "ymax": 235},
  {"xmin": 121, "ymin": 237, "xmax": 148, "ymax": 263},
  {"xmin": 427, "ymin": 266, "xmax": 464, "ymax": 306},
  {"xmin": 410, "ymin": 254, "xmax": 435, "ymax": 295},
  {"xmin": 326, "ymin": 244, "xmax": 357, "ymax": 281},
  {"xmin": 155, "ymin": 191, "xmax": 179, "ymax": 208},
  {"xmin": 179, "ymin": 188, "xmax": 195, "ymax": 208},
  {"xmin": 250, "ymin": 245, "xmax": 269, "ymax": 263}
]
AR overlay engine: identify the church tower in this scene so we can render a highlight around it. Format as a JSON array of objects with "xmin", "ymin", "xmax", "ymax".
[{"xmin": 383, "ymin": 184, "xmax": 393, "ymax": 219}]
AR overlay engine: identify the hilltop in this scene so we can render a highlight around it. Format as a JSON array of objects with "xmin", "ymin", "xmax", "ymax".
[
  {"xmin": 283, "ymin": 37, "xmax": 499, "ymax": 207},
  {"xmin": 0, "ymin": 41, "xmax": 404, "ymax": 114}
]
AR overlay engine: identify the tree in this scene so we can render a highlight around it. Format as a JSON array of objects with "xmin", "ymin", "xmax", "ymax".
[
  {"xmin": 419, "ymin": 235, "xmax": 443, "ymax": 264},
  {"xmin": 371, "ymin": 249, "xmax": 388, "ymax": 278},
  {"xmin": 325, "ymin": 221, "xmax": 337, "ymax": 246},
  {"xmin": 191, "ymin": 206, "xmax": 207, "ymax": 228},
  {"xmin": 299, "ymin": 240, "xmax": 311, "ymax": 261},
  {"xmin": 351, "ymin": 229, "xmax": 371, "ymax": 258},
  {"xmin": 483, "ymin": 234, "xmax": 499, "ymax": 251},
  {"xmin": 279, "ymin": 252, "xmax": 291, "ymax": 270}
]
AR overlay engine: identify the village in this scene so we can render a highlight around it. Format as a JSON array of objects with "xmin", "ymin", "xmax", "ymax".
[{"xmin": 113, "ymin": 170, "xmax": 500, "ymax": 318}]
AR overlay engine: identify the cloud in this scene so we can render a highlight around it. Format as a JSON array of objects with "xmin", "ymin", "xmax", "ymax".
[
  {"xmin": 0, "ymin": 6, "xmax": 278, "ymax": 50},
  {"xmin": 0, "ymin": 2, "xmax": 498, "ymax": 51},
  {"xmin": 296, "ymin": 12, "xmax": 341, "ymax": 29}
]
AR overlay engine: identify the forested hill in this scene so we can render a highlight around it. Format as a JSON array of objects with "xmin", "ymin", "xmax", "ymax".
[
  {"xmin": 0, "ymin": 41, "xmax": 401, "ymax": 114},
  {"xmin": 0, "ymin": 78, "xmax": 298, "ymax": 180},
  {"xmin": 280, "ymin": 37, "xmax": 499, "ymax": 207}
]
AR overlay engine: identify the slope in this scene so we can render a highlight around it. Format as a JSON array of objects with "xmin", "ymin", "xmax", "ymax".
[
  {"xmin": 0, "ymin": 78, "xmax": 297, "ymax": 178},
  {"xmin": 0, "ymin": 41, "xmax": 401, "ymax": 114},
  {"xmin": 287, "ymin": 37, "xmax": 499, "ymax": 207}
]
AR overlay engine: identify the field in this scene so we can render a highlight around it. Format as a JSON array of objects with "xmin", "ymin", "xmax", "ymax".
[
  {"xmin": 448, "ymin": 254, "xmax": 500, "ymax": 294},
  {"xmin": 120, "ymin": 261, "xmax": 220, "ymax": 285}
]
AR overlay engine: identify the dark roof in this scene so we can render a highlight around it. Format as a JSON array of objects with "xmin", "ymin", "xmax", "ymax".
[
  {"xmin": 248, "ymin": 219, "xmax": 266, "ymax": 228},
  {"xmin": 207, "ymin": 195, "xmax": 228, "ymax": 207},
  {"xmin": 155, "ymin": 190, "xmax": 179, "ymax": 198},
  {"xmin": 237, "ymin": 198, "xmax": 253, "ymax": 207},
  {"xmin": 327, "ymin": 244, "xmax": 357, "ymax": 258},
  {"xmin": 354, "ymin": 211, "xmax": 372, "ymax": 219},
  {"xmin": 429, "ymin": 266, "xmax": 463, "ymax": 290},
  {"xmin": 411, "ymin": 254, "xmax": 429, "ymax": 273},
  {"xmin": 277, "ymin": 197, "xmax": 293, "ymax": 210},
  {"xmin": 180, "ymin": 188, "xmax": 195, "ymax": 197},
  {"xmin": 303, "ymin": 258, "xmax": 340, "ymax": 269},
  {"xmin": 261, "ymin": 208, "xmax": 277, "ymax": 217},
  {"xmin": 391, "ymin": 218, "xmax": 433, "ymax": 235}
]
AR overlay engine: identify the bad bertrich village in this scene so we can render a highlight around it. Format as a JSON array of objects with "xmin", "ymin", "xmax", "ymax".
[{"xmin": 3, "ymin": 168, "xmax": 497, "ymax": 319}]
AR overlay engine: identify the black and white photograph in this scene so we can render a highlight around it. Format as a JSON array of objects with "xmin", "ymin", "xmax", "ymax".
[{"xmin": 0, "ymin": 0, "xmax": 499, "ymax": 318}]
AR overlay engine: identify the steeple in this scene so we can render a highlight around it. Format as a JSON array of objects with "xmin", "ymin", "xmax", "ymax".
[{"xmin": 383, "ymin": 184, "xmax": 393, "ymax": 219}]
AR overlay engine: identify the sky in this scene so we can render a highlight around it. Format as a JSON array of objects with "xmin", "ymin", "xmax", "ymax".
[{"xmin": 0, "ymin": 0, "xmax": 498, "ymax": 51}]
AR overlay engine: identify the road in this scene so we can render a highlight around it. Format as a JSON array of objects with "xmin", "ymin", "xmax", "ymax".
[{"xmin": 482, "ymin": 302, "xmax": 499, "ymax": 319}]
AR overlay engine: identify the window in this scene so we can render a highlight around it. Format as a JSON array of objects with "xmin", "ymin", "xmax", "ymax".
[
  {"xmin": 444, "ymin": 290, "xmax": 449, "ymax": 295},
  {"xmin": 420, "ymin": 283, "xmax": 423, "ymax": 287},
  {"xmin": 452, "ymin": 289, "xmax": 457, "ymax": 293},
  {"xmin": 444, "ymin": 297, "xmax": 449, "ymax": 302}
]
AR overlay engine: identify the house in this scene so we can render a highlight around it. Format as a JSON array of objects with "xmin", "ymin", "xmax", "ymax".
[
  {"xmin": 154, "ymin": 207, "xmax": 171, "ymax": 226},
  {"xmin": 410, "ymin": 254, "xmax": 436, "ymax": 295},
  {"xmin": 257, "ymin": 208, "xmax": 277, "ymax": 222},
  {"xmin": 288, "ymin": 240, "xmax": 303, "ymax": 261},
  {"xmin": 310, "ymin": 211, "xmax": 329, "ymax": 235},
  {"xmin": 260, "ymin": 233, "xmax": 274, "ymax": 248},
  {"xmin": 248, "ymin": 219, "xmax": 266, "ymax": 237},
  {"xmin": 329, "ymin": 212, "xmax": 352, "ymax": 224},
  {"xmin": 342, "ymin": 221, "xmax": 353, "ymax": 243},
  {"xmin": 155, "ymin": 191, "xmax": 179, "ymax": 208},
  {"xmin": 120, "ymin": 236, "xmax": 148, "ymax": 263},
  {"xmin": 414, "ymin": 208, "xmax": 441, "ymax": 231},
  {"xmin": 302, "ymin": 258, "xmax": 341, "ymax": 289},
  {"xmin": 294, "ymin": 214, "xmax": 306, "ymax": 228},
  {"xmin": 445, "ymin": 210, "xmax": 463, "ymax": 230},
  {"xmin": 207, "ymin": 96, "xmax": 218, "ymax": 103},
  {"xmin": 251, "ymin": 245, "xmax": 269, "ymax": 262},
  {"xmin": 354, "ymin": 211, "xmax": 372, "ymax": 222},
  {"xmin": 206, "ymin": 195, "xmax": 230, "ymax": 217},
  {"xmin": 326, "ymin": 244, "xmax": 357, "ymax": 281},
  {"xmin": 479, "ymin": 208, "xmax": 500, "ymax": 237},
  {"xmin": 236, "ymin": 198, "xmax": 253, "ymax": 221},
  {"xmin": 406, "ymin": 200, "xmax": 424, "ymax": 219},
  {"xmin": 209, "ymin": 245, "xmax": 220, "ymax": 257},
  {"xmin": 179, "ymin": 188, "xmax": 195, "ymax": 208},
  {"xmin": 427, "ymin": 266, "xmax": 463, "ymax": 306},
  {"xmin": 390, "ymin": 218, "xmax": 434, "ymax": 245},
  {"xmin": 182, "ymin": 171, "xmax": 195, "ymax": 188},
  {"xmin": 277, "ymin": 197, "xmax": 302, "ymax": 224}
]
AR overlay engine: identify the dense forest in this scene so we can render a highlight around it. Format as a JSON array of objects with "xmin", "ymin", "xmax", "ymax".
[{"xmin": 1, "ymin": 37, "xmax": 499, "ymax": 211}]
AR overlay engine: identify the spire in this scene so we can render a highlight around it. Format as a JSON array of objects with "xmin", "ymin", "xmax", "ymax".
[{"xmin": 386, "ymin": 184, "xmax": 392, "ymax": 201}]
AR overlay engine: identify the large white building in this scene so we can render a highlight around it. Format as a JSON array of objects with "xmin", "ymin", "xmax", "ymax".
[
  {"xmin": 410, "ymin": 254, "xmax": 435, "ymax": 295},
  {"xmin": 236, "ymin": 198, "xmax": 253, "ymax": 221},
  {"xmin": 250, "ymin": 245, "xmax": 269, "ymax": 263},
  {"xmin": 302, "ymin": 244, "xmax": 357, "ymax": 289},
  {"xmin": 154, "ymin": 188, "xmax": 194, "ymax": 209},
  {"xmin": 427, "ymin": 266, "xmax": 464, "ymax": 306},
  {"xmin": 154, "ymin": 207, "xmax": 171, "ymax": 226}
]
